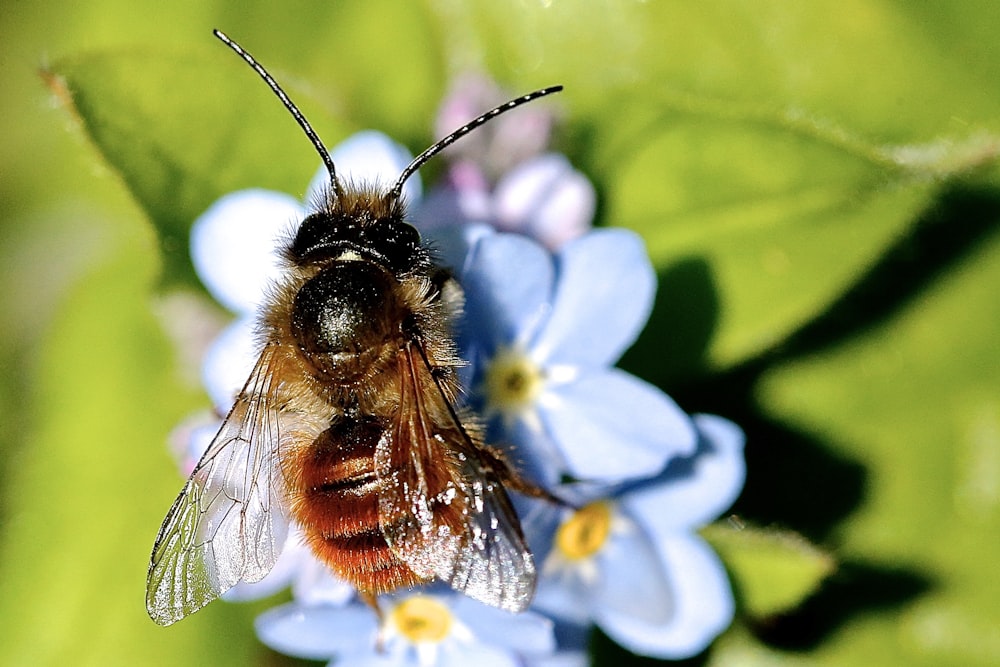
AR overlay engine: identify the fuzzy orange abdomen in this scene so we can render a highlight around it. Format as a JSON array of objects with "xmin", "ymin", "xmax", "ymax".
[{"xmin": 288, "ymin": 417, "xmax": 425, "ymax": 594}]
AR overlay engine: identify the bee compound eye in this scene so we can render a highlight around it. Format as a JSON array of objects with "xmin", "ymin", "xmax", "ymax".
[
  {"xmin": 363, "ymin": 221, "xmax": 422, "ymax": 273},
  {"xmin": 289, "ymin": 213, "xmax": 334, "ymax": 262}
]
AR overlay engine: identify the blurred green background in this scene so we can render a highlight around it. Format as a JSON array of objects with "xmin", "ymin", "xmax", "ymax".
[{"xmin": 2, "ymin": 1, "xmax": 999, "ymax": 665}]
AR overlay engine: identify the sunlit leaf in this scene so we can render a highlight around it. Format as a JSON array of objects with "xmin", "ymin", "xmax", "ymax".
[
  {"xmin": 704, "ymin": 523, "xmax": 835, "ymax": 618},
  {"xmin": 45, "ymin": 48, "xmax": 351, "ymax": 289},
  {"xmin": 0, "ymin": 225, "xmax": 265, "ymax": 665}
]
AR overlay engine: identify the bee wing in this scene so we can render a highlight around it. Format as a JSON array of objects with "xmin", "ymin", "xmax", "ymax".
[
  {"xmin": 146, "ymin": 343, "xmax": 289, "ymax": 626},
  {"xmin": 376, "ymin": 343, "xmax": 536, "ymax": 612}
]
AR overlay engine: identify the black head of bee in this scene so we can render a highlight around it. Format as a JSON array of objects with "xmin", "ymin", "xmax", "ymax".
[{"xmin": 288, "ymin": 207, "xmax": 423, "ymax": 276}]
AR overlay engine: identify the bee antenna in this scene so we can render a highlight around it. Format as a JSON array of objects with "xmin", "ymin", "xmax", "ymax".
[
  {"xmin": 389, "ymin": 85, "xmax": 563, "ymax": 201},
  {"xmin": 213, "ymin": 29, "xmax": 343, "ymax": 200}
]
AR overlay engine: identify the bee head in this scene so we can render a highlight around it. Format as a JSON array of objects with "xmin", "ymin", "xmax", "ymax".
[{"xmin": 288, "ymin": 201, "xmax": 423, "ymax": 275}]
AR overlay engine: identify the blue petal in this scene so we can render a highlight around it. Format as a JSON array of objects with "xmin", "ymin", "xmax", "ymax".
[
  {"xmin": 523, "ymin": 621, "xmax": 591, "ymax": 667},
  {"xmin": 504, "ymin": 412, "xmax": 567, "ymax": 488},
  {"xmin": 454, "ymin": 597, "xmax": 555, "ymax": 655},
  {"xmin": 460, "ymin": 232, "xmax": 554, "ymax": 351},
  {"xmin": 539, "ymin": 369, "xmax": 697, "ymax": 481},
  {"xmin": 523, "ymin": 621, "xmax": 593, "ymax": 667},
  {"xmin": 181, "ymin": 420, "xmax": 218, "ymax": 475},
  {"xmin": 255, "ymin": 602, "xmax": 377, "ymax": 661},
  {"xmin": 409, "ymin": 185, "xmax": 463, "ymax": 230},
  {"xmin": 593, "ymin": 511, "xmax": 673, "ymax": 624},
  {"xmin": 522, "ymin": 650, "xmax": 590, "ymax": 667},
  {"xmin": 621, "ymin": 414, "xmax": 745, "ymax": 532},
  {"xmin": 532, "ymin": 567, "xmax": 595, "ymax": 625},
  {"xmin": 515, "ymin": 495, "xmax": 559, "ymax": 566},
  {"xmin": 221, "ymin": 533, "xmax": 300, "ymax": 601},
  {"xmin": 191, "ymin": 189, "xmax": 301, "ymax": 314},
  {"xmin": 551, "ymin": 620, "xmax": 591, "ymax": 653},
  {"xmin": 529, "ymin": 229, "xmax": 655, "ymax": 367},
  {"xmin": 421, "ymin": 222, "xmax": 494, "ymax": 277},
  {"xmin": 410, "ymin": 178, "xmax": 488, "ymax": 234},
  {"xmin": 201, "ymin": 316, "xmax": 259, "ymax": 412},
  {"xmin": 292, "ymin": 556, "xmax": 356, "ymax": 607},
  {"xmin": 438, "ymin": 644, "xmax": 520, "ymax": 667},
  {"xmin": 595, "ymin": 534, "xmax": 734, "ymax": 659},
  {"xmin": 335, "ymin": 651, "xmax": 402, "ymax": 667},
  {"xmin": 306, "ymin": 130, "xmax": 420, "ymax": 205}
]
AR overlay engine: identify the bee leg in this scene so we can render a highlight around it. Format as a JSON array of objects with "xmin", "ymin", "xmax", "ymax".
[
  {"xmin": 480, "ymin": 445, "xmax": 574, "ymax": 508},
  {"xmin": 361, "ymin": 590, "xmax": 383, "ymax": 618},
  {"xmin": 361, "ymin": 591, "xmax": 388, "ymax": 652}
]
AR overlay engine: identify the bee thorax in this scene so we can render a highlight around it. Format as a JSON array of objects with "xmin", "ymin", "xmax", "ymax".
[{"xmin": 291, "ymin": 261, "xmax": 408, "ymax": 383}]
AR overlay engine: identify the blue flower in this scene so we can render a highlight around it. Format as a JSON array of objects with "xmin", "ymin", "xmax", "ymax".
[
  {"xmin": 532, "ymin": 414, "xmax": 745, "ymax": 659},
  {"xmin": 255, "ymin": 593, "xmax": 556, "ymax": 667},
  {"xmin": 450, "ymin": 229, "xmax": 697, "ymax": 486}
]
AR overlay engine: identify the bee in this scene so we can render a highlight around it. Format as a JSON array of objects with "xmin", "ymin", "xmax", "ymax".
[{"xmin": 145, "ymin": 30, "xmax": 562, "ymax": 626}]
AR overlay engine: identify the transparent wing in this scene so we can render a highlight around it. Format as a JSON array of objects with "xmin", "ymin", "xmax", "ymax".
[
  {"xmin": 146, "ymin": 343, "xmax": 289, "ymax": 625},
  {"xmin": 375, "ymin": 343, "xmax": 536, "ymax": 612}
]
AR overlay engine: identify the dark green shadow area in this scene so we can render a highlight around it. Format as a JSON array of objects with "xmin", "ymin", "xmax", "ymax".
[
  {"xmin": 718, "ymin": 399, "xmax": 868, "ymax": 545},
  {"xmin": 674, "ymin": 184, "xmax": 1000, "ymax": 540},
  {"xmin": 619, "ymin": 256, "xmax": 719, "ymax": 387},
  {"xmin": 748, "ymin": 560, "xmax": 934, "ymax": 651}
]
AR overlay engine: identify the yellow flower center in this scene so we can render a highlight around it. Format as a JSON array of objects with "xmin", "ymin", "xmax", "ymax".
[
  {"xmin": 555, "ymin": 501, "xmax": 613, "ymax": 560},
  {"xmin": 390, "ymin": 596, "xmax": 453, "ymax": 644},
  {"xmin": 483, "ymin": 347, "xmax": 544, "ymax": 412}
]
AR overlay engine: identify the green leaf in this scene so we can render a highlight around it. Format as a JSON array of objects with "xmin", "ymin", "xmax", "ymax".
[
  {"xmin": 439, "ymin": 1, "xmax": 1000, "ymax": 381},
  {"xmin": 271, "ymin": 0, "xmax": 446, "ymax": 140},
  {"xmin": 755, "ymin": 220, "xmax": 1000, "ymax": 664},
  {"xmin": 449, "ymin": 1, "xmax": 1000, "ymax": 140},
  {"xmin": 0, "ymin": 218, "xmax": 266, "ymax": 664},
  {"xmin": 704, "ymin": 523, "xmax": 835, "ymax": 618},
  {"xmin": 45, "ymin": 47, "xmax": 352, "ymax": 290},
  {"xmin": 611, "ymin": 108, "xmax": 938, "ymax": 379},
  {"xmin": 41, "ymin": 4, "xmax": 447, "ymax": 293}
]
